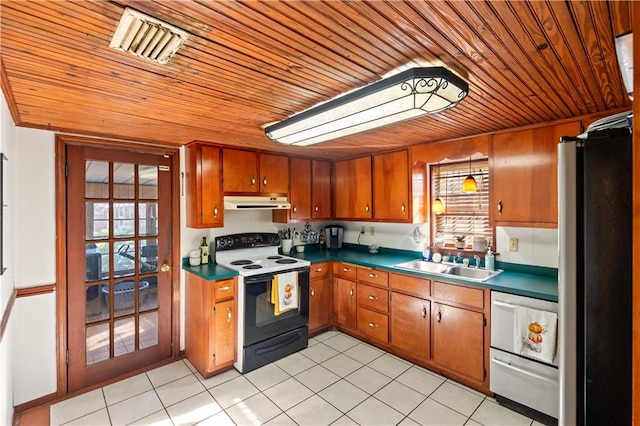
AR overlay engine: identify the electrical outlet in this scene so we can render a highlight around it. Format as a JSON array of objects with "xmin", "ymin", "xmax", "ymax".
[
  {"xmin": 360, "ymin": 226, "xmax": 366, "ymax": 234},
  {"xmin": 370, "ymin": 226, "xmax": 376, "ymax": 236},
  {"xmin": 509, "ymin": 237, "xmax": 519, "ymax": 252}
]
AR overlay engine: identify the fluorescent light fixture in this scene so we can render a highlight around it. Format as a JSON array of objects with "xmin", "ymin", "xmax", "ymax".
[
  {"xmin": 265, "ymin": 67, "xmax": 468, "ymax": 146},
  {"xmin": 615, "ymin": 31, "xmax": 633, "ymax": 100}
]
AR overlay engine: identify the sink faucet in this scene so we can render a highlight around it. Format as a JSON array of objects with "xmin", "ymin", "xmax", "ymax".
[{"xmin": 473, "ymin": 255, "xmax": 481, "ymax": 269}]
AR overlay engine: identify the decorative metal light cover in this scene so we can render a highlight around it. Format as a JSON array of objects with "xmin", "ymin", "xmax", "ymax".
[{"xmin": 265, "ymin": 67, "xmax": 469, "ymax": 146}]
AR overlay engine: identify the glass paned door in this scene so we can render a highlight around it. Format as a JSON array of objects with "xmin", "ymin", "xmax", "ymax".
[{"xmin": 67, "ymin": 145, "xmax": 173, "ymax": 392}]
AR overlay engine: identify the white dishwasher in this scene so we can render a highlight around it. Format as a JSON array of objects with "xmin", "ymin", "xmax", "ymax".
[{"xmin": 490, "ymin": 291, "xmax": 559, "ymax": 421}]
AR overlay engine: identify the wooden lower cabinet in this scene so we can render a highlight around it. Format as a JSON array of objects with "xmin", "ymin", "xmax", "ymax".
[
  {"xmin": 309, "ymin": 262, "xmax": 332, "ymax": 334},
  {"xmin": 333, "ymin": 277, "xmax": 357, "ymax": 330},
  {"xmin": 432, "ymin": 302, "xmax": 485, "ymax": 383},
  {"xmin": 356, "ymin": 282, "xmax": 389, "ymax": 343},
  {"xmin": 185, "ymin": 274, "xmax": 236, "ymax": 378},
  {"xmin": 390, "ymin": 292, "xmax": 430, "ymax": 361}
]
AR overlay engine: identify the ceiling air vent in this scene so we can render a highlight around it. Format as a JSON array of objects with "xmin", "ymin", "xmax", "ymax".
[{"xmin": 109, "ymin": 8, "xmax": 188, "ymax": 65}]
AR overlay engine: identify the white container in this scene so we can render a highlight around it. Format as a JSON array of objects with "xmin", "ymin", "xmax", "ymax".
[
  {"xmin": 473, "ymin": 237, "xmax": 488, "ymax": 252},
  {"xmin": 281, "ymin": 239, "xmax": 293, "ymax": 254},
  {"xmin": 296, "ymin": 245, "xmax": 305, "ymax": 253},
  {"xmin": 189, "ymin": 250, "xmax": 200, "ymax": 259},
  {"xmin": 189, "ymin": 257, "xmax": 201, "ymax": 266}
]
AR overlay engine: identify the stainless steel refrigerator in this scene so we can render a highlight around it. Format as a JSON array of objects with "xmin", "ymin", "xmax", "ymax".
[{"xmin": 558, "ymin": 126, "xmax": 632, "ymax": 425}]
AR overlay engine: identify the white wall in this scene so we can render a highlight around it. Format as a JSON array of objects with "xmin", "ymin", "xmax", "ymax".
[{"xmin": 495, "ymin": 226, "xmax": 558, "ymax": 268}]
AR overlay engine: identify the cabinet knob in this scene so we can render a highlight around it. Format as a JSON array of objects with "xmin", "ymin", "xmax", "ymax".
[
  {"xmin": 311, "ymin": 288, "xmax": 315, "ymax": 297},
  {"xmin": 367, "ymin": 295, "xmax": 377, "ymax": 300},
  {"xmin": 292, "ymin": 205, "xmax": 297, "ymax": 213},
  {"xmin": 251, "ymin": 176, "xmax": 256, "ymax": 187},
  {"xmin": 213, "ymin": 206, "xmax": 219, "ymax": 217},
  {"xmin": 401, "ymin": 203, "xmax": 406, "ymax": 214},
  {"xmin": 437, "ymin": 308, "xmax": 442, "ymax": 323},
  {"xmin": 349, "ymin": 288, "xmax": 354, "ymax": 297},
  {"xmin": 227, "ymin": 307, "xmax": 232, "ymax": 322},
  {"xmin": 422, "ymin": 306, "xmax": 427, "ymax": 319},
  {"xmin": 498, "ymin": 199, "xmax": 503, "ymax": 215},
  {"xmin": 314, "ymin": 267, "xmax": 323, "ymax": 272},
  {"xmin": 314, "ymin": 205, "xmax": 319, "ymax": 213},
  {"xmin": 263, "ymin": 176, "xmax": 267, "ymax": 186},
  {"xmin": 368, "ymin": 322, "xmax": 378, "ymax": 328},
  {"xmin": 365, "ymin": 204, "xmax": 370, "ymax": 212}
]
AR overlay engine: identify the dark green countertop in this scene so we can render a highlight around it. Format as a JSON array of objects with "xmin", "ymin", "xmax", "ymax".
[{"xmin": 182, "ymin": 244, "xmax": 558, "ymax": 302}]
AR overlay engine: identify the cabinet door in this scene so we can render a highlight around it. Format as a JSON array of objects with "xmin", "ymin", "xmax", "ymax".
[
  {"xmin": 491, "ymin": 121, "xmax": 580, "ymax": 225},
  {"xmin": 311, "ymin": 160, "xmax": 332, "ymax": 219},
  {"xmin": 373, "ymin": 150, "xmax": 409, "ymax": 221},
  {"xmin": 334, "ymin": 156, "xmax": 372, "ymax": 219},
  {"xmin": 334, "ymin": 278, "xmax": 357, "ymax": 330},
  {"xmin": 185, "ymin": 144, "xmax": 223, "ymax": 228},
  {"xmin": 209, "ymin": 299, "xmax": 235, "ymax": 370},
  {"xmin": 309, "ymin": 276, "xmax": 331, "ymax": 333},
  {"xmin": 260, "ymin": 153, "xmax": 289, "ymax": 194},
  {"xmin": 223, "ymin": 148, "xmax": 258, "ymax": 193},
  {"xmin": 432, "ymin": 302, "xmax": 485, "ymax": 382},
  {"xmin": 289, "ymin": 158, "xmax": 312, "ymax": 220},
  {"xmin": 390, "ymin": 292, "xmax": 430, "ymax": 360}
]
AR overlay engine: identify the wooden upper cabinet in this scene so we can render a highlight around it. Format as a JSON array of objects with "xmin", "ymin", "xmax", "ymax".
[
  {"xmin": 222, "ymin": 149, "xmax": 288, "ymax": 194},
  {"xmin": 491, "ymin": 121, "xmax": 581, "ymax": 226},
  {"xmin": 373, "ymin": 150, "xmax": 409, "ymax": 221},
  {"xmin": 223, "ymin": 148, "xmax": 258, "ymax": 193},
  {"xmin": 259, "ymin": 153, "xmax": 289, "ymax": 194},
  {"xmin": 289, "ymin": 158, "xmax": 312, "ymax": 220},
  {"xmin": 334, "ymin": 156, "xmax": 372, "ymax": 220},
  {"xmin": 185, "ymin": 143, "xmax": 223, "ymax": 228},
  {"xmin": 311, "ymin": 160, "xmax": 331, "ymax": 219}
]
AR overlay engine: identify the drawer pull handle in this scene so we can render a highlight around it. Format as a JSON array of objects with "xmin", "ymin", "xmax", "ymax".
[
  {"xmin": 498, "ymin": 199, "xmax": 503, "ymax": 215},
  {"xmin": 227, "ymin": 307, "xmax": 232, "ymax": 322},
  {"xmin": 349, "ymin": 288, "xmax": 354, "ymax": 297},
  {"xmin": 422, "ymin": 306, "xmax": 427, "ymax": 318},
  {"xmin": 368, "ymin": 273, "xmax": 377, "ymax": 278},
  {"xmin": 368, "ymin": 322, "xmax": 378, "ymax": 328},
  {"xmin": 314, "ymin": 268, "xmax": 323, "ymax": 272},
  {"xmin": 343, "ymin": 267, "xmax": 350, "ymax": 272},
  {"xmin": 219, "ymin": 286, "xmax": 231, "ymax": 291},
  {"xmin": 367, "ymin": 295, "xmax": 377, "ymax": 300},
  {"xmin": 437, "ymin": 309, "xmax": 442, "ymax": 323},
  {"xmin": 311, "ymin": 288, "xmax": 315, "ymax": 297}
]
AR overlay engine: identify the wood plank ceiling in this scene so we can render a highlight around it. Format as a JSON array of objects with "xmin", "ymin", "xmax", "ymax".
[{"xmin": 0, "ymin": 0, "xmax": 633, "ymax": 160}]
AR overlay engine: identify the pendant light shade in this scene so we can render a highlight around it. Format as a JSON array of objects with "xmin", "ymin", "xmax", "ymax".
[
  {"xmin": 462, "ymin": 157, "xmax": 477, "ymax": 193},
  {"xmin": 265, "ymin": 67, "xmax": 469, "ymax": 146},
  {"xmin": 432, "ymin": 197, "xmax": 445, "ymax": 215}
]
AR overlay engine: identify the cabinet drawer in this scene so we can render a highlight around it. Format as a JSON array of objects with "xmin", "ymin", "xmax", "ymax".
[
  {"xmin": 357, "ymin": 267, "xmax": 389, "ymax": 287},
  {"xmin": 357, "ymin": 283, "xmax": 389, "ymax": 312},
  {"xmin": 310, "ymin": 262, "xmax": 330, "ymax": 279},
  {"xmin": 214, "ymin": 279, "xmax": 235, "ymax": 301},
  {"xmin": 357, "ymin": 307, "xmax": 389, "ymax": 343},
  {"xmin": 333, "ymin": 262, "xmax": 357, "ymax": 280},
  {"xmin": 389, "ymin": 273, "xmax": 430, "ymax": 298},
  {"xmin": 433, "ymin": 281, "xmax": 484, "ymax": 309}
]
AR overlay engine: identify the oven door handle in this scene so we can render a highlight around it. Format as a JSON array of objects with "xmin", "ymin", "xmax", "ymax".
[
  {"xmin": 493, "ymin": 300, "xmax": 516, "ymax": 309},
  {"xmin": 491, "ymin": 358, "xmax": 557, "ymax": 385}
]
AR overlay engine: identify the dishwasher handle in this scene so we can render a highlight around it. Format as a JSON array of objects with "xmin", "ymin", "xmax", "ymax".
[
  {"xmin": 493, "ymin": 300, "xmax": 516, "ymax": 309},
  {"xmin": 491, "ymin": 358, "xmax": 557, "ymax": 386}
]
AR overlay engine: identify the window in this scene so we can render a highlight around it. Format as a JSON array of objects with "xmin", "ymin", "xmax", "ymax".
[{"xmin": 431, "ymin": 159, "xmax": 490, "ymax": 249}]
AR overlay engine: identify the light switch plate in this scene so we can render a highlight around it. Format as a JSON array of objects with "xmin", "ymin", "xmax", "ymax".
[{"xmin": 509, "ymin": 237, "xmax": 519, "ymax": 252}]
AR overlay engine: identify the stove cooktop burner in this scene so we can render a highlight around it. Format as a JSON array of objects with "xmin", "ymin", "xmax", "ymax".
[
  {"xmin": 267, "ymin": 256, "xmax": 283, "ymax": 260},
  {"xmin": 231, "ymin": 260, "xmax": 253, "ymax": 265},
  {"xmin": 243, "ymin": 264, "xmax": 263, "ymax": 270},
  {"xmin": 275, "ymin": 258, "xmax": 297, "ymax": 264}
]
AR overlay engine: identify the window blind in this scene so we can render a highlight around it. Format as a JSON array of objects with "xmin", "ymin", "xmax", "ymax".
[{"xmin": 432, "ymin": 160, "xmax": 490, "ymax": 248}]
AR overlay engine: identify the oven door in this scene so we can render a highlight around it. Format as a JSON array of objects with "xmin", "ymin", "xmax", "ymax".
[{"xmin": 243, "ymin": 267, "xmax": 309, "ymax": 347}]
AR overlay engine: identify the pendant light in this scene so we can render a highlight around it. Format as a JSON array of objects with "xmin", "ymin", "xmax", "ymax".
[
  {"xmin": 462, "ymin": 157, "xmax": 478, "ymax": 193},
  {"xmin": 432, "ymin": 162, "xmax": 445, "ymax": 214}
]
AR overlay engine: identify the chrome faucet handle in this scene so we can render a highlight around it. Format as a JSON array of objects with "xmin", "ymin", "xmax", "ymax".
[{"xmin": 473, "ymin": 255, "xmax": 481, "ymax": 268}]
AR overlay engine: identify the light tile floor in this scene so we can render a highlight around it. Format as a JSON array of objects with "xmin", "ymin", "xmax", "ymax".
[{"xmin": 50, "ymin": 331, "xmax": 545, "ymax": 426}]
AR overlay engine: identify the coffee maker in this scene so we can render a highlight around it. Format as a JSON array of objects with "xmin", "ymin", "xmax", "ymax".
[{"xmin": 325, "ymin": 225, "xmax": 344, "ymax": 249}]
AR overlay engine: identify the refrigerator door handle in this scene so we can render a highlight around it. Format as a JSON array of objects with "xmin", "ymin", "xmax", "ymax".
[{"xmin": 491, "ymin": 358, "xmax": 558, "ymax": 386}]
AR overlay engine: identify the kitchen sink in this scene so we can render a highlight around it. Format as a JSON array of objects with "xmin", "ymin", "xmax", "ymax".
[
  {"xmin": 393, "ymin": 260, "xmax": 502, "ymax": 282},
  {"xmin": 394, "ymin": 259, "xmax": 450, "ymax": 274},
  {"xmin": 442, "ymin": 266, "xmax": 503, "ymax": 282}
]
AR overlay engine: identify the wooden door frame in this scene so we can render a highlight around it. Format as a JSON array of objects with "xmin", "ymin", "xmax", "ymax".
[{"xmin": 55, "ymin": 135, "xmax": 181, "ymax": 396}]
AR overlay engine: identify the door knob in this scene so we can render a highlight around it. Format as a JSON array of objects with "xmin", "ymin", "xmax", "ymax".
[{"xmin": 161, "ymin": 264, "xmax": 170, "ymax": 272}]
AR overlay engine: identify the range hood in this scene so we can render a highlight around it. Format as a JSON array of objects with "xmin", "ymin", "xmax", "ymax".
[{"xmin": 224, "ymin": 196, "xmax": 291, "ymax": 210}]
